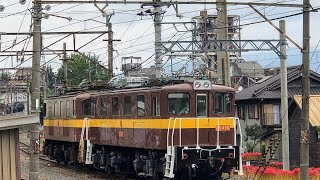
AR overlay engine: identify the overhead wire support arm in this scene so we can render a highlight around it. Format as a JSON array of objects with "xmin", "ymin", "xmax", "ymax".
[
  {"xmin": 249, "ymin": 4, "xmax": 303, "ymax": 51},
  {"xmin": 161, "ymin": 39, "xmax": 284, "ymax": 58},
  {"xmin": 37, "ymin": 1, "xmax": 303, "ymax": 8}
]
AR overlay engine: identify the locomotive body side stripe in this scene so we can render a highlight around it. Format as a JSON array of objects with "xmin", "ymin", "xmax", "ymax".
[{"xmin": 43, "ymin": 118, "xmax": 235, "ymax": 129}]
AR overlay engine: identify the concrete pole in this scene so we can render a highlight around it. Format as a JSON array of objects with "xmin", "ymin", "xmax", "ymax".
[
  {"xmin": 280, "ymin": 20, "xmax": 289, "ymax": 170},
  {"xmin": 300, "ymin": 0, "xmax": 310, "ymax": 179},
  {"xmin": 62, "ymin": 42, "xmax": 67, "ymax": 89},
  {"xmin": 216, "ymin": 0, "xmax": 230, "ymax": 86},
  {"xmin": 30, "ymin": 0, "xmax": 41, "ymax": 179},
  {"xmin": 107, "ymin": 23, "xmax": 113, "ymax": 81},
  {"xmin": 154, "ymin": 0, "xmax": 163, "ymax": 79}
]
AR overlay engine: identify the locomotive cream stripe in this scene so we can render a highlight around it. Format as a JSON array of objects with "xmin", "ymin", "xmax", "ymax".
[{"xmin": 43, "ymin": 117, "xmax": 235, "ymax": 129}]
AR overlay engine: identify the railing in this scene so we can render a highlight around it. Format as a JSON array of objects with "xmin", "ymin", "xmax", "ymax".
[
  {"xmin": 166, "ymin": 117, "xmax": 244, "ymax": 176},
  {"xmin": 167, "ymin": 117, "xmax": 243, "ymax": 148}
]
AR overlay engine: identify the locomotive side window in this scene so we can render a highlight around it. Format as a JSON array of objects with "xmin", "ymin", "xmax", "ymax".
[
  {"xmin": 214, "ymin": 93, "xmax": 232, "ymax": 114},
  {"xmin": 152, "ymin": 96, "xmax": 160, "ymax": 116},
  {"xmin": 66, "ymin": 100, "xmax": 70, "ymax": 117},
  {"xmin": 124, "ymin": 96, "xmax": 132, "ymax": 116},
  {"xmin": 100, "ymin": 98, "xmax": 107, "ymax": 116},
  {"xmin": 72, "ymin": 100, "xmax": 76, "ymax": 117},
  {"xmin": 112, "ymin": 97, "xmax": 119, "ymax": 116},
  {"xmin": 43, "ymin": 103, "xmax": 47, "ymax": 118},
  {"xmin": 60, "ymin": 101, "xmax": 63, "ymax": 117},
  {"xmin": 48, "ymin": 102, "xmax": 52, "ymax": 118},
  {"xmin": 54, "ymin": 102, "xmax": 58, "ymax": 117},
  {"xmin": 168, "ymin": 93, "xmax": 190, "ymax": 115},
  {"xmin": 137, "ymin": 95, "xmax": 145, "ymax": 117},
  {"xmin": 82, "ymin": 99, "xmax": 90, "ymax": 115},
  {"xmin": 90, "ymin": 98, "xmax": 96, "ymax": 116}
]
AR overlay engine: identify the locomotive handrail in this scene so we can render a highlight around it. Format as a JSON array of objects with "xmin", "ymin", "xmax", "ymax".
[
  {"xmin": 171, "ymin": 117, "xmax": 177, "ymax": 149},
  {"xmin": 196, "ymin": 118, "xmax": 199, "ymax": 148},
  {"xmin": 217, "ymin": 118, "xmax": 220, "ymax": 148},
  {"xmin": 179, "ymin": 118, "xmax": 182, "ymax": 147},
  {"xmin": 167, "ymin": 117, "xmax": 174, "ymax": 148},
  {"xmin": 235, "ymin": 117, "xmax": 244, "ymax": 175}
]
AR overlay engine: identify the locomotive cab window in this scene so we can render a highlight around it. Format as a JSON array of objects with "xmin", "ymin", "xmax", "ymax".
[
  {"xmin": 214, "ymin": 93, "xmax": 232, "ymax": 114},
  {"xmin": 112, "ymin": 97, "xmax": 119, "ymax": 116},
  {"xmin": 168, "ymin": 93, "xmax": 190, "ymax": 115},
  {"xmin": 82, "ymin": 99, "xmax": 90, "ymax": 115},
  {"xmin": 137, "ymin": 95, "xmax": 145, "ymax": 117}
]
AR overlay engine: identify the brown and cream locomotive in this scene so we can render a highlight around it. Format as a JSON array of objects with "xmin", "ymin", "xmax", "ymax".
[{"xmin": 43, "ymin": 80, "xmax": 243, "ymax": 179}]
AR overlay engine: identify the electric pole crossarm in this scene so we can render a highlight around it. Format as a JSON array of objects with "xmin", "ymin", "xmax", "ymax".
[
  {"xmin": 249, "ymin": 4, "xmax": 303, "ymax": 51},
  {"xmin": 0, "ymin": 31, "xmax": 110, "ymax": 35},
  {"xmin": 37, "ymin": 1, "xmax": 303, "ymax": 8}
]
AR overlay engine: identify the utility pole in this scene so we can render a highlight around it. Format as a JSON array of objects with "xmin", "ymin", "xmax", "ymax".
[
  {"xmin": 154, "ymin": 0, "xmax": 163, "ymax": 79},
  {"xmin": 300, "ymin": 0, "xmax": 310, "ymax": 179},
  {"xmin": 30, "ymin": 0, "xmax": 41, "ymax": 179},
  {"xmin": 280, "ymin": 20, "xmax": 289, "ymax": 170},
  {"xmin": 107, "ymin": 23, "xmax": 113, "ymax": 81},
  {"xmin": 62, "ymin": 42, "xmax": 68, "ymax": 89},
  {"xmin": 216, "ymin": 0, "xmax": 230, "ymax": 86}
]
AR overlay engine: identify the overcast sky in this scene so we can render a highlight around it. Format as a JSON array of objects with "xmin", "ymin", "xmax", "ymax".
[{"xmin": 0, "ymin": 0, "xmax": 319, "ymax": 75}]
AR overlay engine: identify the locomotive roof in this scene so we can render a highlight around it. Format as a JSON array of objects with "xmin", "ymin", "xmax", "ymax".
[{"xmin": 46, "ymin": 82, "xmax": 235, "ymax": 100}]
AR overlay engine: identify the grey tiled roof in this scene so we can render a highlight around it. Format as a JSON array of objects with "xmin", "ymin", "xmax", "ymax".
[{"xmin": 236, "ymin": 66, "xmax": 320, "ymax": 100}]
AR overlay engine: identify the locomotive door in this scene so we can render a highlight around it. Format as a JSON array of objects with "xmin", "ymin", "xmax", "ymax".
[
  {"xmin": 196, "ymin": 93, "xmax": 209, "ymax": 145},
  {"xmin": 196, "ymin": 94, "xmax": 207, "ymax": 117}
]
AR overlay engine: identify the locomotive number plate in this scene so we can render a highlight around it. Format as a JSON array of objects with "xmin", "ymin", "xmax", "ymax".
[{"xmin": 216, "ymin": 125, "xmax": 231, "ymax": 131}]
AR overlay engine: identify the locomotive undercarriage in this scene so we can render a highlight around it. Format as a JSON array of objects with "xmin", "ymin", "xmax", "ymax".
[
  {"xmin": 44, "ymin": 140, "xmax": 239, "ymax": 180},
  {"xmin": 44, "ymin": 140, "xmax": 165, "ymax": 179}
]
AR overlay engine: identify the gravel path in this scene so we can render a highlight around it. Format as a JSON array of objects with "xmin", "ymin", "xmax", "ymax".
[{"xmin": 19, "ymin": 130, "xmax": 124, "ymax": 180}]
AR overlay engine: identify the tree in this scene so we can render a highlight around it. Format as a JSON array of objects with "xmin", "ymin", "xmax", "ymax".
[
  {"xmin": 57, "ymin": 53, "xmax": 107, "ymax": 85},
  {"xmin": 46, "ymin": 65, "xmax": 55, "ymax": 90},
  {"xmin": 243, "ymin": 124, "xmax": 262, "ymax": 152}
]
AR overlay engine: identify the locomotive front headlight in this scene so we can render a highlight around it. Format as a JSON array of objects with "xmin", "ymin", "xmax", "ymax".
[
  {"xmin": 195, "ymin": 82, "xmax": 201, "ymax": 88},
  {"xmin": 203, "ymin": 82, "xmax": 210, "ymax": 88}
]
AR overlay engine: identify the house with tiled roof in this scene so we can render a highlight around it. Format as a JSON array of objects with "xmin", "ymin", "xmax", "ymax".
[{"xmin": 235, "ymin": 66, "xmax": 320, "ymax": 169}]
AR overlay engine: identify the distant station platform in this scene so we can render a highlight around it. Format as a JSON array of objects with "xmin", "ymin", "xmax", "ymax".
[{"xmin": 0, "ymin": 114, "xmax": 39, "ymax": 180}]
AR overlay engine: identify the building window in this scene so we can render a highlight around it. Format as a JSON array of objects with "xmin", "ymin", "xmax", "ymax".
[
  {"xmin": 100, "ymin": 98, "xmax": 107, "ymax": 116},
  {"xmin": 168, "ymin": 93, "xmax": 190, "ymax": 115},
  {"xmin": 112, "ymin": 97, "xmax": 119, "ymax": 116},
  {"xmin": 214, "ymin": 93, "xmax": 232, "ymax": 114},
  {"xmin": 249, "ymin": 104, "xmax": 259, "ymax": 119},
  {"xmin": 137, "ymin": 95, "xmax": 145, "ymax": 117},
  {"xmin": 124, "ymin": 96, "xmax": 131, "ymax": 116},
  {"xmin": 237, "ymin": 105, "xmax": 245, "ymax": 120},
  {"xmin": 82, "ymin": 99, "xmax": 90, "ymax": 115},
  {"xmin": 152, "ymin": 96, "xmax": 160, "ymax": 116},
  {"xmin": 90, "ymin": 98, "xmax": 96, "ymax": 116},
  {"xmin": 263, "ymin": 104, "xmax": 280, "ymax": 125}
]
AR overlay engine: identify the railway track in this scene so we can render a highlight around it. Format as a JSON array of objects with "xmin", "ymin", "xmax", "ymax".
[{"xmin": 19, "ymin": 142, "xmax": 55, "ymax": 163}]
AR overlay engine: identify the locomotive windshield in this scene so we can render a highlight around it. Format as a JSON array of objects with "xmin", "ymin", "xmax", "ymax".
[
  {"xmin": 168, "ymin": 93, "xmax": 190, "ymax": 115},
  {"xmin": 214, "ymin": 93, "xmax": 232, "ymax": 114}
]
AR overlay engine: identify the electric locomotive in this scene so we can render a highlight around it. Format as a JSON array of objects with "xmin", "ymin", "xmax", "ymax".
[{"xmin": 43, "ymin": 79, "xmax": 243, "ymax": 179}]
